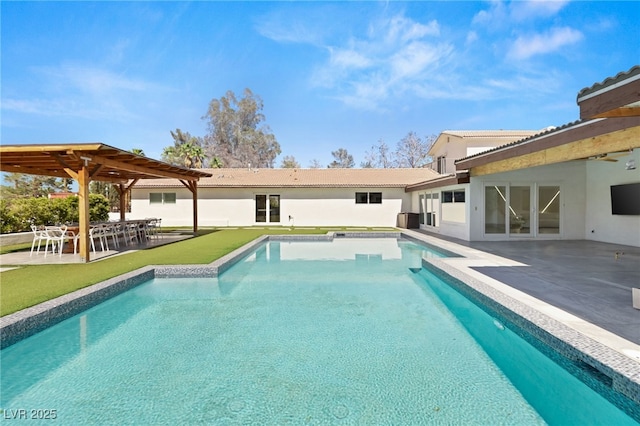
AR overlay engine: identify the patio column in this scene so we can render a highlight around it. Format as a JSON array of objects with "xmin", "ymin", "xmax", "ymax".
[
  {"xmin": 180, "ymin": 179, "xmax": 199, "ymax": 234},
  {"xmin": 77, "ymin": 166, "xmax": 91, "ymax": 262}
]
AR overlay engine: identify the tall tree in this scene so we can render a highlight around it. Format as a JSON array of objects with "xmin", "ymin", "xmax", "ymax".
[
  {"xmin": 280, "ymin": 155, "xmax": 301, "ymax": 168},
  {"xmin": 395, "ymin": 132, "xmax": 434, "ymax": 168},
  {"xmin": 162, "ymin": 129, "xmax": 206, "ymax": 168},
  {"xmin": 362, "ymin": 139, "xmax": 394, "ymax": 168},
  {"xmin": 203, "ymin": 88, "xmax": 281, "ymax": 168},
  {"xmin": 2, "ymin": 173, "xmax": 63, "ymax": 198},
  {"xmin": 328, "ymin": 148, "xmax": 355, "ymax": 168},
  {"xmin": 309, "ymin": 159, "xmax": 323, "ymax": 168}
]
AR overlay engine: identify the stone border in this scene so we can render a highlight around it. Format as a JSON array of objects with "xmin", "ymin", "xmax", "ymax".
[
  {"xmin": 1, "ymin": 231, "xmax": 638, "ymax": 420},
  {"xmin": 423, "ymin": 258, "xmax": 640, "ymax": 420}
]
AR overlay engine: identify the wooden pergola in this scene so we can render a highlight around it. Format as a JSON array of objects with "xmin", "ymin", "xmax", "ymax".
[{"xmin": 0, "ymin": 143, "xmax": 212, "ymax": 262}]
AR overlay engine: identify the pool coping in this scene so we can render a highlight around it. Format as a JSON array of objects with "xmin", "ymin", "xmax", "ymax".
[{"xmin": 1, "ymin": 230, "xmax": 639, "ymax": 417}]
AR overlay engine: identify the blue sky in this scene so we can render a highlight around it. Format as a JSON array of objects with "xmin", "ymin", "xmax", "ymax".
[{"xmin": 2, "ymin": 1, "xmax": 638, "ymax": 168}]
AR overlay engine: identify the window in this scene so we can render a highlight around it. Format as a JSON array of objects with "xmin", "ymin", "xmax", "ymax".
[
  {"xmin": 369, "ymin": 192, "xmax": 382, "ymax": 204},
  {"xmin": 150, "ymin": 193, "xmax": 176, "ymax": 204},
  {"xmin": 441, "ymin": 190, "xmax": 465, "ymax": 203},
  {"xmin": 355, "ymin": 192, "xmax": 368, "ymax": 204},
  {"xmin": 355, "ymin": 192, "xmax": 382, "ymax": 204}
]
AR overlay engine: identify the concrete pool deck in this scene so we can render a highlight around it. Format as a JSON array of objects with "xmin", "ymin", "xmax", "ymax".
[{"xmin": 404, "ymin": 229, "xmax": 640, "ymax": 349}]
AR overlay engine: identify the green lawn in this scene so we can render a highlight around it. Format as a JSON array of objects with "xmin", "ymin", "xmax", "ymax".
[{"xmin": 0, "ymin": 227, "xmax": 392, "ymax": 316}]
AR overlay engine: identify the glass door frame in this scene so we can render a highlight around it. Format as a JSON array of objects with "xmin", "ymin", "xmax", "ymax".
[
  {"xmin": 483, "ymin": 183, "xmax": 561, "ymax": 239},
  {"xmin": 255, "ymin": 193, "xmax": 281, "ymax": 224}
]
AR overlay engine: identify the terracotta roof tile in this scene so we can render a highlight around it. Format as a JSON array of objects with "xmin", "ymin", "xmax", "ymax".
[
  {"xmin": 133, "ymin": 168, "xmax": 441, "ymax": 188},
  {"xmin": 442, "ymin": 130, "xmax": 539, "ymax": 139},
  {"xmin": 577, "ymin": 65, "xmax": 640, "ymax": 100}
]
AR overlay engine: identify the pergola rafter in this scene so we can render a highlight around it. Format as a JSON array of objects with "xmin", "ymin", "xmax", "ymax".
[{"xmin": 0, "ymin": 143, "xmax": 212, "ymax": 263}]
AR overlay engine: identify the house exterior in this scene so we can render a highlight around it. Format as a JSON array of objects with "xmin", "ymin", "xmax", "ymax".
[
  {"xmin": 130, "ymin": 66, "xmax": 639, "ymax": 247},
  {"xmin": 426, "ymin": 130, "xmax": 540, "ymax": 175},
  {"xmin": 408, "ymin": 65, "xmax": 640, "ymax": 247},
  {"xmin": 131, "ymin": 168, "xmax": 440, "ymax": 228}
]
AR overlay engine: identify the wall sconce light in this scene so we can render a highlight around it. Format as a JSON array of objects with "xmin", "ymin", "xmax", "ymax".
[{"xmin": 625, "ymin": 159, "xmax": 636, "ymax": 170}]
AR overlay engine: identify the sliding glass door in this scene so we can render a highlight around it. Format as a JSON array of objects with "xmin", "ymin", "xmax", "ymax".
[
  {"xmin": 538, "ymin": 186, "xmax": 560, "ymax": 234},
  {"xmin": 485, "ymin": 186, "xmax": 506, "ymax": 234},
  {"xmin": 509, "ymin": 186, "xmax": 530, "ymax": 235},
  {"xmin": 484, "ymin": 184, "xmax": 560, "ymax": 237}
]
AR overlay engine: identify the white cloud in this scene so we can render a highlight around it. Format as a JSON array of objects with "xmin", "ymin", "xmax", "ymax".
[
  {"xmin": 508, "ymin": 27, "xmax": 583, "ymax": 59},
  {"xmin": 510, "ymin": 0, "xmax": 570, "ymax": 21},
  {"xmin": 329, "ymin": 47, "xmax": 373, "ymax": 70},
  {"xmin": 2, "ymin": 65, "xmax": 166, "ymax": 121},
  {"xmin": 390, "ymin": 42, "xmax": 451, "ymax": 79},
  {"xmin": 308, "ymin": 12, "xmax": 456, "ymax": 109},
  {"xmin": 473, "ymin": 0, "xmax": 569, "ymax": 25},
  {"xmin": 382, "ymin": 15, "xmax": 440, "ymax": 44}
]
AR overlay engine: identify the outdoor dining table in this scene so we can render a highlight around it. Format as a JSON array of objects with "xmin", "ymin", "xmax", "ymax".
[{"xmin": 59, "ymin": 219, "xmax": 160, "ymax": 253}]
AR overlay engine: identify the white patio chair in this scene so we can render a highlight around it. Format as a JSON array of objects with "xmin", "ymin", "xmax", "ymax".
[
  {"xmin": 146, "ymin": 218, "xmax": 159, "ymax": 240},
  {"xmin": 30, "ymin": 225, "xmax": 48, "ymax": 256},
  {"xmin": 89, "ymin": 225, "xmax": 107, "ymax": 253},
  {"xmin": 102, "ymin": 223, "xmax": 119, "ymax": 250},
  {"xmin": 124, "ymin": 222, "xmax": 139, "ymax": 246},
  {"xmin": 136, "ymin": 220, "xmax": 149, "ymax": 242},
  {"xmin": 63, "ymin": 228, "xmax": 79, "ymax": 254},
  {"xmin": 43, "ymin": 225, "xmax": 67, "ymax": 257}
]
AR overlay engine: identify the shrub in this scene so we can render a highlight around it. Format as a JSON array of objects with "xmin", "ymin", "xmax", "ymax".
[{"xmin": 0, "ymin": 194, "xmax": 111, "ymax": 233}]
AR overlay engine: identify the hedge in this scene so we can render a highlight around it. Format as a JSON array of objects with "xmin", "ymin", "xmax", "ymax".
[{"xmin": 0, "ymin": 194, "xmax": 110, "ymax": 233}]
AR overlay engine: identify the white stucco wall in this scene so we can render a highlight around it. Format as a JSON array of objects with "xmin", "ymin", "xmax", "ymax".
[
  {"xmin": 131, "ymin": 187, "xmax": 413, "ymax": 228},
  {"xmin": 411, "ymin": 184, "xmax": 471, "ymax": 241},
  {"xmin": 585, "ymin": 149, "xmax": 640, "ymax": 246}
]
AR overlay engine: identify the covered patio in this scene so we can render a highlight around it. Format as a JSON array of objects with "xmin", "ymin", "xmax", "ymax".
[{"xmin": 0, "ymin": 143, "xmax": 212, "ymax": 262}]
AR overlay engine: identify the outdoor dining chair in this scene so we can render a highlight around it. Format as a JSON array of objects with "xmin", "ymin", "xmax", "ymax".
[
  {"xmin": 29, "ymin": 225, "xmax": 48, "ymax": 256},
  {"xmin": 43, "ymin": 225, "xmax": 68, "ymax": 257}
]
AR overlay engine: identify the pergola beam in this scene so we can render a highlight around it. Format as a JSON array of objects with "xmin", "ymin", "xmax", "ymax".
[{"xmin": 69, "ymin": 152, "xmax": 200, "ymax": 181}]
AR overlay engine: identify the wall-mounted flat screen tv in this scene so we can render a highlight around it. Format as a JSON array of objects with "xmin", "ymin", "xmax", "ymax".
[{"xmin": 610, "ymin": 182, "xmax": 640, "ymax": 215}]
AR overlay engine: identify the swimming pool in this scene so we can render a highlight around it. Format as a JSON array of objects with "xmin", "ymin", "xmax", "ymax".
[{"xmin": 1, "ymin": 238, "xmax": 638, "ymax": 424}]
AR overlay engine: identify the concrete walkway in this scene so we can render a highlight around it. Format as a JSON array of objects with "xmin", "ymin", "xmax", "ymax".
[
  {"xmin": 409, "ymin": 229, "xmax": 640, "ymax": 347},
  {"xmin": 0, "ymin": 233, "xmax": 192, "ymax": 269}
]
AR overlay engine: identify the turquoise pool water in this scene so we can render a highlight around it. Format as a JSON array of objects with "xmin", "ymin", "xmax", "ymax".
[{"xmin": 1, "ymin": 238, "xmax": 637, "ymax": 424}]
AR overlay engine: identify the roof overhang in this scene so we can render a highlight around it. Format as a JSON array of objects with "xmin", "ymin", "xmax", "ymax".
[
  {"xmin": 577, "ymin": 66, "xmax": 640, "ymax": 120},
  {"xmin": 0, "ymin": 143, "xmax": 212, "ymax": 182},
  {"xmin": 455, "ymin": 117, "xmax": 640, "ymax": 176},
  {"xmin": 405, "ymin": 172, "xmax": 470, "ymax": 192}
]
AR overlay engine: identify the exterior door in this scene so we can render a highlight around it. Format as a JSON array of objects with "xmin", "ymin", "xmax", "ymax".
[
  {"xmin": 485, "ymin": 184, "xmax": 560, "ymax": 238},
  {"xmin": 508, "ymin": 186, "xmax": 531, "ymax": 236},
  {"xmin": 256, "ymin": 194, "xmax": 280, "ymax": 223},
  {"xmin": 538, "ymin": 186, "xmax": 560, "ymax": 235}
]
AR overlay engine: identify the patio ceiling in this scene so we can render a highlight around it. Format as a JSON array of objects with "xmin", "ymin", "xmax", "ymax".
[{"xmin": 0, "ymin": 143, "xmax": 210, "ymax": 183}]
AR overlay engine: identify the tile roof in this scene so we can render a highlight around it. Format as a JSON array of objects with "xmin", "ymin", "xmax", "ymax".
[
  {"xmin": 453, "ymin": 121, "xmax": 580, "ymax": 163},
  {"xmin": 133, "ymin": 167, "xmax": 441, "ymax": 188},
  {"xmin": 441, "ymin": 130, "xmax": 539, "ymax": 139},
  {"xmin": 577, "ymin": 65, "xmax": 640, "ymax": 100}
]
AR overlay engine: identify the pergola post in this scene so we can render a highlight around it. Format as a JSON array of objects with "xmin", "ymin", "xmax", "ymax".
[
  {"xmin": 180, "ymin": 180, "xmax": 199, "ymax": 234},
  {"xmin": 193, "ymin": 183, "xmax": 198, "ymax": 234},
  {"xmin": 77, "ymin": 166, "xmax": 91, "ymax": 262}
]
